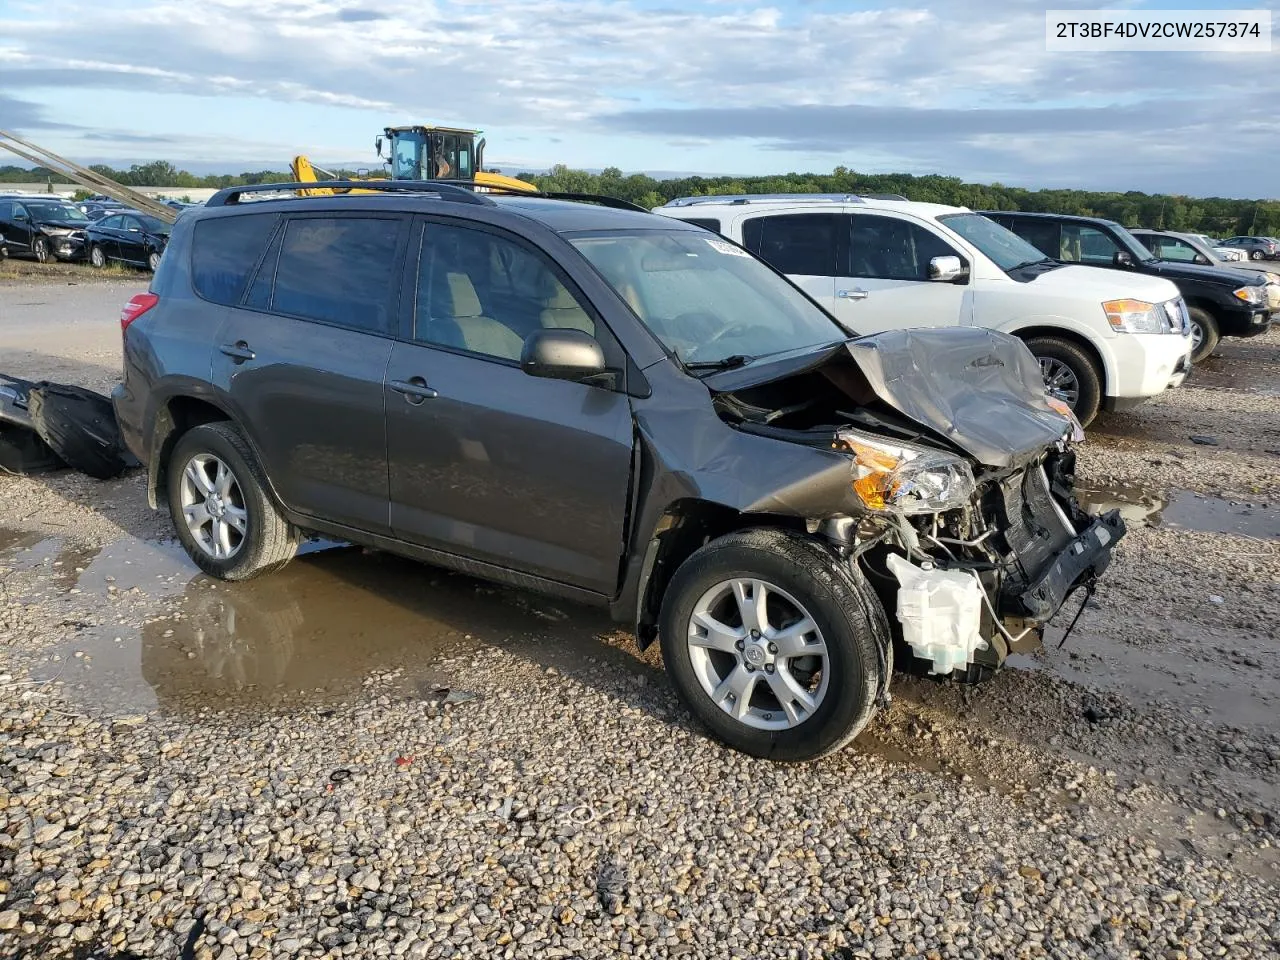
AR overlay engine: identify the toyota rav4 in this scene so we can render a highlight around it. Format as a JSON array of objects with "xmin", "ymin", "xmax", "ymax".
[{"xmin": 112, "ymin": 181, "xmax": 1124, "ymax": 760}]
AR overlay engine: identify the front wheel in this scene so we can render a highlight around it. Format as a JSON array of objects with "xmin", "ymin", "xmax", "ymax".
[
  {"xmin": 167, "ymin": 422, "xmax": 298, "ymax": 581},
  {"xmin": 33, "ymin": 237, "xmax": 50, "ymax": 263},
  {"xmin": 147, "ymin": 250, "xmax": 162, "ymax": 272},
  {"xmin": 89, "ymin": 245, "xmax": 107, "ymax": 269},
  {"xmin": 1023, "ymin": 336, "xmax": 1102, "ymax": 427},
  {"xmin": 1187, "ymin": 307, "xmax": 1220, "ymax": 363},
  {"xmin": 659, "ymin": 528, "xmax": 888, "ymax": 761}
]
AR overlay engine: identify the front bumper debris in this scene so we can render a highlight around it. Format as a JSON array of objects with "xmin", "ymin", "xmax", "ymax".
[{"xmin": 1005, "ymin": 511, "xmax": 1126, "ymax": 621}]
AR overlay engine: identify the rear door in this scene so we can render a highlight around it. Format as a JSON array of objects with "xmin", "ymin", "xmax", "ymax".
[
  {"xmin": 384, "ymin": 217, "xmax": 633, "ymax": 594},
  {"xmin": 830, "ymin": 212, "xmax": 969, "ymax": 332},
  {"xmin": 739, "ymin": 213, "xmax": 841, "ymax": 313},
  {"xmin": 0, "ymin": 202, "xmax": 22, "ymax": 254},
  {"xmin": 7, "ymin": 202, "xmax": 35, "ymax": 255},
  {"xmin": 210, "ymin": 212, "xmax": 408, "ymax": 535}
]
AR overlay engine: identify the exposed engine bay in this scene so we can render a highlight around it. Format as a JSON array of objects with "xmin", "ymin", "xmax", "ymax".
[{"xmin": 701, "ymin": 327, "xmax": 1126, "ymax": 681}]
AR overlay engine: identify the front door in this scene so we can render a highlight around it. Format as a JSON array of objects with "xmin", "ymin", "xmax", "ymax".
[
  {"xmin": 829, "ymin": 212, "xmax": 969, "ymax": 332},
  {"xmin": 385, "ymin": 218, "xmax": 633, "ymax": 594},
  {"xmin": 210, "ymin": 213, "xmax": 409, "ymax": 535},
  {"xmin": 118, "ymin": 215, "xmax": 147, "ymax": 265}
]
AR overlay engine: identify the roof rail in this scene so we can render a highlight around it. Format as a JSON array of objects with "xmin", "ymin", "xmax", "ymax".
[
  {"xmin": 662, "ymin": 193, "xmax": 873, "ymax": 207},
  {"xmin": 207, "ymin": 179, "xmax": 495, "ymax": 207}
]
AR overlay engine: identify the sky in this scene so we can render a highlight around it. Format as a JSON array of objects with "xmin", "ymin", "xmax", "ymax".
[{"xmin": 0, "ymin": 0, "xmax": 1277, "ymax": 197}]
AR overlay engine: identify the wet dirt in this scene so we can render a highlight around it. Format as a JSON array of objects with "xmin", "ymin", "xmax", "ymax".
[
  {"xmin": 17, "ymin": 534, "xmax": 617, "ymax": 715},
  {"xmin": 1076, "ymin": 485, "xmax": 1280, "ymax": 538}
]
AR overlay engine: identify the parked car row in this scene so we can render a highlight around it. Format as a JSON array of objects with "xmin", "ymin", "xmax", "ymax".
[{"xmin": 0, "ymin": 193, "xmax": 176, "ymax": 271}]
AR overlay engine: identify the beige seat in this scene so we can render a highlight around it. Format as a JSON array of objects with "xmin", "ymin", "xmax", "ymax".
[
  {"xmin": 441, "ymin": 273, "xmax": 525, "ymax": 361},
  {"xmin": 539, "ymin": 282, "xmax": 595, "ymax": 334}
]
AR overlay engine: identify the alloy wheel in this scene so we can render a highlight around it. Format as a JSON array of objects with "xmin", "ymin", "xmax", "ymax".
[
  {"xmin": 686, "ymin": 577, "xmax": 829, "ymax": 731},
  {"xmin": 90, "ymin": 246, "xmax": 106, "ymax": 268},
  {"xmin": 1189, "ymin": 319, "xmax": 1204, "ymax": 353},
  {"xmin": 1038, "ymin": 357, "xmax": 1081, "ymax": 407},
  {"xmin": 33, "ymin": 239, "xmax": 49, "ymax": 263},
  {"xmin": 179, "ymin": 453, "xmax": 248, "ymax": 560}
]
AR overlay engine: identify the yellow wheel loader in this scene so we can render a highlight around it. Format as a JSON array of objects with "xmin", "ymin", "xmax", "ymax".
[{"xmin": 291, "ymin": 125, "xmax": 537, "ymax": 195}]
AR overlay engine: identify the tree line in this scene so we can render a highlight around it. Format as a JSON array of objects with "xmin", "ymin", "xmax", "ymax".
[{"xmin": 4, "ymin": 161, "xmax": 1277, "ymax": 236}]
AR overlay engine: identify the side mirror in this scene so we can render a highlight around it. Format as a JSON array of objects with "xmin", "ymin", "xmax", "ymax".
[
  {"xmin": 1194, "ymin": 253, "xmax": 1209, "ymax": 265},
  {"xmin": 1113, "ymin": 251, "xmax": 1134, "ymax": 267},
  {"xmin": 14, "ymin": 213, "xmax": 27, "ymax": 222},
  {"xmin": 521, "ymin": 329, "xmax": 607, "ymax": 383},
  {"xmin": 928, "ymin": 255, "xmax": 966, "ymax": 282},
  {"xmin": 356, "ymin": 168, "xmax": 370, "ymax": 178},
  {"xmin": 374, "ymin": 136, "xmax": 384, "ymax": 158}
]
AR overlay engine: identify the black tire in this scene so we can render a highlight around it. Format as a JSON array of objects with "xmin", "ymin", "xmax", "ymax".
[
  {"xmin": 659, "ymin": 527, "xmax": 888, "ymax": 761},
  {"xmin": 167, "ymin": 422, "xmax": 298, "ymax": 581},
  {"xmin": 1186, "ymin": 306, "xmax": 1220, "ymax": 364},
  {"xmin": 147, "ymin": 250, "xmax": 161, "ymax": 272},
  {"xmin": 89, "ymin": 245, "xmax": 107, "ymax": 269},
  {"xmin": 32, "ymin": 237, "xmax": 50, "ymax": 264},
  {"xmin": 1022, "ymin": 336, "xmax": 1102, "ymax": 427}
]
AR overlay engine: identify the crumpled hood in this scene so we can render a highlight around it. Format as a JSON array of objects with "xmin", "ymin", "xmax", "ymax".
[
  {"xmin": 843, "ymin": 328, "xmax": 1072, "ymax": 467},
  {"xmin": 704, "ymin": 327, "xmax": 1073, "ymax": 469}
]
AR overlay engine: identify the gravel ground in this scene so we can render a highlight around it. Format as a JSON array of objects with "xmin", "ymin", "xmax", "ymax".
[{"xmin": 1, "ymin": 275, "xmax": 1278, "ymax": 959}]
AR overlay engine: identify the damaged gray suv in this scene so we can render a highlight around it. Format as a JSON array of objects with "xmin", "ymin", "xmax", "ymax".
[{"xmin": 112, "ymin": 181, "xmax": 1124, "ymax": 761}]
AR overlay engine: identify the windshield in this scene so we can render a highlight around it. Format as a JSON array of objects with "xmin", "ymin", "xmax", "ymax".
[
  {"xmin": 568, "ymin": 229, "xmax": 848, "ymax": 366},
  {"xmin": 937, "ymin": 213, "xmax": 1048, "ymax": 271},
  {"xmin": 27, "ymin": 203, "xmax": 88, "ymax": 224}
]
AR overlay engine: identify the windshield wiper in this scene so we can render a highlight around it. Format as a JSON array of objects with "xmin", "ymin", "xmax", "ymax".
[
  {"xmin": 682, "ymin": 354, "xmax": 755, "ymax": 372},
  {"xmin": 1009, "ymin": 257, "xmax": 1055, "ymax": 270}
]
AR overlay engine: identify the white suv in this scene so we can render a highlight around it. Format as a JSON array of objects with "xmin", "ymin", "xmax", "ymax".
[{"xmin": 654, "ymin": 195, "xmax": 1192, "ymax": 425}]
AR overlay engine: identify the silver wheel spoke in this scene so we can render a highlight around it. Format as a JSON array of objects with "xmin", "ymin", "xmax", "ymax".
[
  {"xmin": 224, "ymin": 505, "xmax": 247, "ymax": 534},
  {"xmin": 214, "ymin": 461, "xmax": 233, "ymax": 498},
  {"xmin": 767, "ymin": 666, "xmax": 818, "ymax": 724},
  {"xmin": 732, "ymin": 579, "xmax": 769, "ymax": 634},
  {"xmin": 712, "ymin": 664, "xmax": 758, "ymax": 719},
  {"xmin": 185, "ymin": 461, "xmax": 214, "ymax": 497},
  {"xmin": 689, "ymin": 611, "xmax": 742, "ymax": 653},
  {"xmin": 214, "ymin": 519, "xmax": 235, "ymax": 558},
  {"xmin": 771, "ymin": 617, "xmax": 819, "ymax": 657}
]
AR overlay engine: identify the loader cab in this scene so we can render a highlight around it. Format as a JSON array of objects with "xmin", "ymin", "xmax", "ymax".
[{"xmin": 379, "ymin": 126, "xmax": 481, "ymax": 182}]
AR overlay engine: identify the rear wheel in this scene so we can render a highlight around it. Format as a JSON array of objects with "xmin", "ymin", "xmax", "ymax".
[
  {"xmin": 1023, "ymin": 336, "xmax": 1102, "ymax": 427},
  {"xmin": 1250, "ymin": 250, "xmax": 1263, "ymax": 260},
  {"xmin": 167, "ymin": 422, "xmax": 298, "ymax": 581},
  {"xmin": 659, "ymin": 528, "xmax": 887, "ymax": 761},
  {"xmin": 32, "ymin": 237, "xmax": 50, "ymax": 264},
  {"xmin": 89, "ymin": 245, "xmax": 107, "ymax": 269},
  {"xmin": 1187, "ymin": 307, "xmax": 1220, "ymax": 363}
]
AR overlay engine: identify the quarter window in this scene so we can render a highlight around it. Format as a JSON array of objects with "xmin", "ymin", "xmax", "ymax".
[
  {"xmin": 741, "ymin": 214, "xmax": 842, "ymax": 277},
  {"xmin": 191, "ymin": 214, "xmax": 278, "ymax": 306},
  {"xmin": 846, "ymin": 214, "xmax": 958, "ymax": 281},
  {"xmin": 415, "ymin": 222, "xmax": 594, "ymax": 362},
  {"xmin": 272, "ymin": 217, "xmax": 402, "ymax": 333}
]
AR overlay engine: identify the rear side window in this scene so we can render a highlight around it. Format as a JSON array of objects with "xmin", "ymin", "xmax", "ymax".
[
  {"xmin": 192, "ymin": 214, "xmax": 277, "ymax": 306},
  {"xmin": 271, "ymin": 217, "xmax": 402, "ymax": 334},
  {"xmin": 741, "ymin": 214, "xmax": 842, "ymax": 277}
]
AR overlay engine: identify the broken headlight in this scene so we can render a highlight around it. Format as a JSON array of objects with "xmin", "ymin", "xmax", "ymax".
[{"xmin": 834, "ymin": 428, "xmax": 976, "ymax": 515}]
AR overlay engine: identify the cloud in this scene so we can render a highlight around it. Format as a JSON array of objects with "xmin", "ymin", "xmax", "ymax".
[
  {"xmin": 0, "ymin": 0, "xmax": 1275, "ymax": 194},
  {"xmin": 0, "ymin": 94, "xmax": 77, "ymax": 131}
]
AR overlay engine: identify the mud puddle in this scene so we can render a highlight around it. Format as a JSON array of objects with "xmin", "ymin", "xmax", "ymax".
[
  {"xmin": 28, "ymin": 540, "xmax": 616, "ymax": 714},
  {"xmin": 1076, "ymin": 485, "xmax": 1280, "ymax": 538}
]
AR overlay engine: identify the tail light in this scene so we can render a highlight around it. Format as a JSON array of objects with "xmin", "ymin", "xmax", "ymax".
[{"xmin": 120, "ymin": 292, "xmax": 159, "ymax": 331}]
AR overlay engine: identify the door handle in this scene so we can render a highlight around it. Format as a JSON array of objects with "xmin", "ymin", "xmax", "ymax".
[
  {"xmin": 390, "ymin": 377, "xmax": 439, "ymax": 404},
  {"xmin": 837, "ymin": 288, "xmax": 869, "ymax": 300},
  {"xmin": 219, "ymin": 341, "xmax": 255, "ymax": 362}
]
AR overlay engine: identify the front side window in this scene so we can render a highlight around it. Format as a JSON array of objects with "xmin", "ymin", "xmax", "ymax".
[
  {"xmin": 570, "ymin": 229, "xmax": 848, "ymax": 366},
  {"xmin": 136, "ymin": 215, "xmax": 170, "ymax": 235},
  {"xmin": 272, "ymin": 217, "xmax": 401, "ymax": 333},
  {"xmin": 392, "ymin": 135, "xmax": 421, "ymax": 179},
  {"xmin": 0, "ymin": 202, "xmax": 11, "ymax": 220},
  {"xmin": 1149, "ymin": 236, "xmax": 1199, "ymax": 262},
  {"xmin": 416, "ymin": 222, "xmax": 594, "ymax": 362},
  {"xmin": 192, "ymin": 214, "xmax": 278, "ymax": 306},
  {"xmin": 1060, "ymin": 224, "xmax": 1121, "ymax": 264},
  {"xmin": 847, "ymin": 214, "xmax": 958, "ymax": 281},
  {"xmin": 98, "ymin": 215, "xmax": 123, "ymax": 230},
  {"xmin": 741, "ymin": 213, "xmax": 841, "ymax": 277},
  {"xmin": 121, "ymin": 216, "xmax": 142, "ymax": 233}
]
